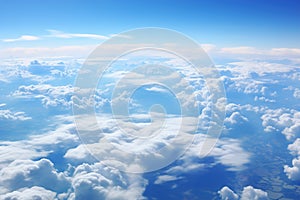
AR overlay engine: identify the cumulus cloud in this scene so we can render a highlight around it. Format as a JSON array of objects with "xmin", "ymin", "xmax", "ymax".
[
  {"xmin": 240, "ymin": 186, "xmax": 268, "ymax": 200},
  {"xmin": 12, "ymin": 84, "xmax": 74, "ymax": 108},
  {"xmin": 69, "ymin": 162, "xmax": 147, "ymax": 200},
  {"xmin": 293, "ymin": 88, "xmax": 300, "ymax": 99},
  {"xmin": 225, "ymin": 111, "xmax": 248, "ymax": 125},
  {"xmin": 284, "ymin": 157, "xmax": 300, "ymax": 181},
  {"xmin": 0, "ymin": 109, "xmax": 31, "ymax": 121},
  {"xmin": 261, "ymin": 108, "xmax": 300, "ymax": 140},
  {"xmin": 218, "ymin": 186, "xmax": 238, "ymax": 200},
  {"xmin": 0, "ymin": 159, "xmax": 70, "ymax": 194},
  {"xmin": 0, "ymin": 186, "xmax": 57, "ymax": 200},
  {"xmin": 218, "ymin": 186, "xmax": 268, "ymax": 200}
]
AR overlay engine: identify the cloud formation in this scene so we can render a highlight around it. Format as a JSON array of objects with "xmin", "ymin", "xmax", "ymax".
[
  {"xmin": 2, "ymin": 35, "xmax": 40, "ymax": 42},
  {"xmin": 218, "ymin": 186, "xmax": 268, "ymax": 200}
]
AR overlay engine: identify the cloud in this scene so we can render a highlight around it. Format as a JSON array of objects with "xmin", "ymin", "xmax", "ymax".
[
  {"xmin": 218, "ymin": 186, "xmax": 268, "ymax": 200},
  {"xmin": 218, "ymin": 186, "xmax": 238, "ymax": 200},
  {"xmin": 2, "ymin": 30, "xmax": 108, "ymax": 43},
  {"xmin": 69, "ymin": 162, "xmax": 147, "ymax": 200},
  {"xmin": 0, "ymin": 158, "xmax": 70, "ymax": 194},
  {"xmin": 287, "ymin": 138, "xmax": 300, "ymax": 156},
  {"xmin": 209, "ymin": 139, "xmax": 251, "ymax": 171},
  {"xmin": 2, "ymin": 35, "xmax": 40, "ymax": 42},
  {"xmin": 240, "ymin": 186, "xmax": 268, "ymax": 200},
  {"xmin": 47, "ymin": 29, "xmax": 109, "ymax": 40},
  {"xmin": 293, "ymin": 88, "xmax": 300, "ymax": 99},
  {"xmin": 0, "ymin": 114, "xmax": 148, "ymax": 199},
  {"xmin": 225, "ymin": 111, "xmax": 248, "ymax": 125},
  {"xmin": 284, "ymin": 157, "xmax": 300, "ymax": 181},
  {"xmin": 0, "ymin": 117, "xmax": 78, "ymax": 167},
  {"xmin": 0, "ymin": 109, "xmax": 31, "ymax": 121},
  {"xmin": 261, "ymin": 108, "xmax": 300, "ymax": 140},
  {"xmin": 0, "ymin": 45, "xmax": 96, "ymax": 59},
  {"xmin": 0, "ymin": 186, "xmax": 57, "ymax": 200},
  {"xmin": 12, "ymin": 84, "xmax": 74, "ymax": 108},
  {"xmin": 163, "ymin": 137, "xmax": 251, "ymax": 175},
  {"xmin": 154, "ymin": 175, "xmax": 183, "ymax": 184}
]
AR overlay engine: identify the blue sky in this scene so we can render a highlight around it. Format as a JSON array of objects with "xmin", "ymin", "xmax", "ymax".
[
  {"xmin": 1, "ymin": 1, "xmax": 300, "ymax": 199},
  {"xmin": 1, "ymin": 0, "xmax": 300, "ymax": 48}
]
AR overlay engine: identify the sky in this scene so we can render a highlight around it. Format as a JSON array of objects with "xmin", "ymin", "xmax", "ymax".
[
  {"xmin": 1, "ymin": 1, "xmax": 300, "ymax": 199},
  {"xmin": 1, "ymin": 0, "xmax": 300, "ymax": 49}
]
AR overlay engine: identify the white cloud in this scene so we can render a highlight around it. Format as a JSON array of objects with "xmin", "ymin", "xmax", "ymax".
[
  {"xmin": 0, "ymin": 118, "xmax": 78, "ymax": 167},
  {"xmin": 47, "ymin": 29, "xmax": 109, "ymax": 40},
  {"xmin": 287, "ymin": 138, "xmax": 300, "ymax": 156},
  {"xmin": 0, "ymin": 159, "xmax": 70, "ymax": 194},
  {"xmin": 209, "ymin": 139, "xmax": 251, "ymax": 171},
  {"xmin": 145, "ymin": 85, "xmax": 169, "ymax": 93},
  {"xmin": 225, "ymin": 61, "xmax": 294, "ymax": 77},
  {"xmin": 64, "ymin": 144, "xmax": 94, "ymax": 163},
  {"xmin": 261, "ymin": 108, "xmax": 300, "ymax": 140},
  {"xmin": 69, "ymin": 162, "xmax": 147, "ymax": 200},
  {"xmin": 225, "ymin": 111, "xmax": 248, "ymax": 125},
  {"xmin": 218, "ymin": 186, "xmax": 238, "ymax": 200},
  {"xmin": 154, "ymin": 175, "xmax": 183, "ymax": 184},
  {"xmin": 218, "ymin": 186, "xmax": 268, "ymax": 200},
  {"xmin": 284, "ymin": 157, "xmax": 300, "ymax": 181},
  {"xmin": 0, "ymin": 109, "xmax": 31, "ymax": 121},
  {"xmin": 293, "ymin": 88, "xmax": 300, "ymax": 99},
  {"xmin": 2, "ymin": 35, "xmax": 40, "ymax": 42},
  {"xmin": 164, "ymin": 137, "xmax": 251, "ymax": 175},
  {"xmin": 0, "ymin": 45, "xmax": 96, "ymax": 59},
  {"xmin": 0, "ymin": 186, "xmax": 57, "ymax": 200},
  {"xmin": 12, "ymin": 84, "xmax": 74, "ymax": 108},
  {"xmin": 240, "ymin": 186, "xmax": 268, "ymax": 200}
]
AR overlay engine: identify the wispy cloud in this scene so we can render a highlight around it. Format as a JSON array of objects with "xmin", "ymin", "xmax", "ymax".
[
  {"xmin": 2, "ymin": 30, "xmax": 109, "ymax": 43},
  {"xmin": 46, "ymin": 29, "xmax": 109, "ymax": 40},
  {"xmin": 3, "ymin": 35, "xmax": 40, "ymax": 42}
]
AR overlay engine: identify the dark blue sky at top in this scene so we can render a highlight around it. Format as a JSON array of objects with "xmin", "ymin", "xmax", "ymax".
[{"xmin": 0, "ymin": 0, "xmax": 299, "ymax": 48}]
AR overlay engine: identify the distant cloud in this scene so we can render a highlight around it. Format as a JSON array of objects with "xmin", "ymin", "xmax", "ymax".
[
  {"xmin": 2, "ymin": 29, "xmax": 109, "ymax": 43},
  {"xmin": 47, "ymin": 29, "xmax": 109, "ymax": 40},
  {"xmin": 154, "ymin": 175, "xmax": 183, "ymax": 184},
  {"xmin": 2, "ymin": 35, "xmax": 40, "ymax": 42},
  {"xmin": 0, "ymin": 108, "xmax": 31, "ymax": 121}
]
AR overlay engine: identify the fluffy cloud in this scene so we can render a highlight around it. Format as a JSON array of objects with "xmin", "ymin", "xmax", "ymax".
[
  {"xmin": 218, "ymin": 186, "xmax": 268, "ymax": 200},
  {"xmin": 284, "ymin": 157, "xmax": 300, "ymax": 181},
  {"xmin": 261, "ymin": 108, "xmax": 300, "ymax": 140},
  {"xmin": 0, "ymin": 118, "xmax": 78, "ymax": 167},
  {"xmin": 284, "ymin": 139, "xmax": 300, "ymax": 181},
  {"xmin": 0, "ymin": 109, "xmax": 31, "ymax": 121},
  {"xmin": 0, "ymin": 159, "xmax": 70, "ymax": 194},
  {"xmin": 0, "ymin": 186, "xmax": 57, "ymax": 200},
  {"xmin": 12, "ymin": 84, "xmax": 74, "ymax": 108},
  {"xmin": 287, "ymin": 138, "xmax": 300, "ymax": 156},
  {"xmin": 225, "ymin": 111, "xmax": 248, "ymax": 125},
  {"xmin": 69, "ymin": 162, "xmax": 147, "ymax": 200},
  {"xmin": 218, "ymin": 186, "xmax": 238, "ymax": 200},
  {"xmin": 240, "ymin": 186, "xmax": 268, "ymax": 200},
  {"xmin": 293, "ymin": 88, "xmax": 300, "ymax": 99}
]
